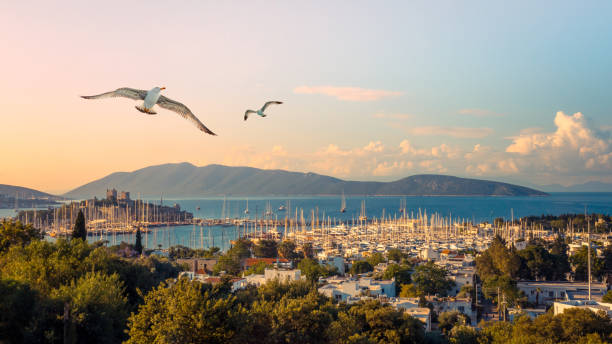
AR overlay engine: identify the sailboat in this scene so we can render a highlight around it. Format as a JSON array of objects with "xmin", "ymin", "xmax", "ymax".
[
  {"xmin": 278, "ymin": 203, "xmax": 286, "ymax": 211},
  {"xmin": 340, "ymin": 191, "xmax": 346, "ymax": 213},
  {"xmin": 244, "ymin": 198, "xmax": 249, "ymax": 214}
]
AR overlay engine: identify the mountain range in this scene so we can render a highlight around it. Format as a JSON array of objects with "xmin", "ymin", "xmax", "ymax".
[
  {"xmin": 62, "ymin": 163, "xmax": 547, "ymax": 198},
  {"xmin": 0, "ymin": 184, "xmax": 63, "ymax": 200},
  {"xmin": 538, "ymin": 181, "xmax": 612, "ymax": 193}
]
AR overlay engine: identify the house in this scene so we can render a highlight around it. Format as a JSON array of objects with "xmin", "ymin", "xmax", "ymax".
[
  {"xmin": 404, "ymin": 308, "xmax": 432, "ymax": 332},
  {"xmin": 427, "ymin": 296, "xmax": 475, "ymax": 326},
  {"xmin": 517, "ymin": 281, "xmax": 608, "ymax": 306},
  {"xmin": 318, "ymin": 277, "xmax": 396, "ymax": 303},
  {"xmin": 245, "ymin": 268, "xmax": 302, "ymax": 287},
  {"xmin": 447, "ymin": 267, "xmax": 475, "ymax": 297},
  {"xmin": 553, "ymin": 300, "xmax": 612, "ymax": 317}
]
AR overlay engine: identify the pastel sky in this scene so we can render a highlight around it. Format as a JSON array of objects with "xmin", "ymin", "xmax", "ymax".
[{"xmin": 1, "ymin": 1, "xmax": 611, "ymax": 194}]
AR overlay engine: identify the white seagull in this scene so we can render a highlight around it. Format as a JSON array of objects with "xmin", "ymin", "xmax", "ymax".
[
  {"xmin": 81, "ymin": 87, "xmax": 216, "ymax": 135},
  {"xmin": 244, "ymin": 101, "xmax": 283, "ymax": 121}
]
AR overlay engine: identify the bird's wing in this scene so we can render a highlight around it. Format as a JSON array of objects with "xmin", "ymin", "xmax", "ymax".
[
  {"xmin": 244, "ymin": 110, "xmax": 256, "ymax": 121},
  {"xmin": 261, "ymin": 101, "xmax": 283, "ymax": 112},
  {"xmin": 156, "ymin": 95, "xmax": 216, "ymax": 135},
  {"xmin": 81, "ymin": 87, "xmax": 147, "ymax": 101}
]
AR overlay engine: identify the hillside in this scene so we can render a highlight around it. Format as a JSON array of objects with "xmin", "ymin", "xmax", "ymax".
[{"xmin": 63, "ymin": 163, "xmax": 547, "ymax": 198}]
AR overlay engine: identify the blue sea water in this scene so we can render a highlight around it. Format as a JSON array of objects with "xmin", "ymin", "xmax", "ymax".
[{"xmin": 2, "ymin": 193, "xmax": 611, "ymax": 251}]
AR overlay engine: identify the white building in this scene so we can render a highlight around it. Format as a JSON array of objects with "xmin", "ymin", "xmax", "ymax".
[
  {"xmin": 318, "ymin": 277, "xmax": 396, "ymax": 302},
  {"xmin": 553, "ymin": 300, "xmax": 612, "ymax": 317},
  {"xmin": 517, "ymin": 281, "xmax": 608, "ymax": 306},
  {"xmin": 319, "ymin": 256, "xmax": 346, "ymax": 275}
]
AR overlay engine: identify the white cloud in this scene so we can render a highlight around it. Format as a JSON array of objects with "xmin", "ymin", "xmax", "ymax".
[
  {"xmin": 293, "ymin": 85, "xmax": 402, "ymax": 101},
  {"xmin": 409, "ymin": 126, "xmax": 493, "ymax": 138},
  {"xmin": 506, "ymin": 111, "xmax": 611, "ymax": 172}
]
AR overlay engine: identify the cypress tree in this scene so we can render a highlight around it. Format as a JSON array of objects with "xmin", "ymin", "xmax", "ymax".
[
  {"xmin": 72, "ymin": 210, "xmax": 87, "ymax": 241},
  {"xmin": 134, "ymin": 228, "xmax": 143, "ymax": 255}
]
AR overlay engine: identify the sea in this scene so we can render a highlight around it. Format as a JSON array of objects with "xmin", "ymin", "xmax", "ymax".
[{"xmin": 1, "ymin": 193, "xmax": 611, "ymax": 252}]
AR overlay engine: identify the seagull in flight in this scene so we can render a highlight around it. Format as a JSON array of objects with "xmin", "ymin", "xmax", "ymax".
[
  {"xmin": 81, "ymin": 87, "xmax": 216, "ymax": 135},
  {"xmin": 244, "ymin": 101, "xmax": 283, "ymax": 121}
]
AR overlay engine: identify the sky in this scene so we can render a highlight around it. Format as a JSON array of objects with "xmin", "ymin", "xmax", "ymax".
[{"xmin": 1, "ymin": 1, "xmax": 611, "ymax": 194}]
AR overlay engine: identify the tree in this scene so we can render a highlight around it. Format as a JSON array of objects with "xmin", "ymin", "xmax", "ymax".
[
  {"xmin": 125, "ymin": 279, "xmax": 249, "ymax": 344},
  {"xmin": 399, "ymin": 284, "xmax": 420, "ymax": 298},
  {"xmin": 602, "ymin": 290, "xmax": 612, "ymax": 303},
  {"xmin": 0, "ymin": 219, "xmax": 43, "ymax": 253},
  {"xmin": 278, "ymin": 240, "xmax": 298, "ymax": 260},
  {"xmin": 301, "ymin": 243, "xmax": 314, "ymax": 259},
  {"xmin": 53, "ymin": 272, "xmax": 129, "ymax": 344},
  {"xmin": 570, "ymin": 246, "xmax": 604, "ymax": 281},
  {"xmin": 448, "ymin": 325, "xmax": 478, "ymax": 344},
  {"xmin": 517, "ymin": 244, "xmax": 556, "ymax": 280},
  {"xmin": 438, "ymin": 311, "xmax": 468, "ymax": 335},
  {"xmin": 350, "ymin": 261, "xmax": 373, "ymax": 275},
  {"xmin": 253, "ymin": 240, "xmax": 277, "ymax": 258},
  {"xmin": 387, "ymin": 248, "xmax": 405, "ymax": 263},
  {"xmin": 0, "ymin": 279, "xmax": 39, "ymax": 343},
  {"xmin": 366, "ymin": 252, "xmax": 385, "ymax": 267},
  {"xmin": 72, "ymin": 210, "xmax": 87, "ymax": 241},
  {"xmin": 298, "ymin": 258, "xmax": 333, "ymax": 283},
  {"xmin": 134, "ymin": 228, "xmax": 143, "ymax": 255},
  {"xmin": 412, "ymin": 262, "xmax": 455, "ymax": 296}
]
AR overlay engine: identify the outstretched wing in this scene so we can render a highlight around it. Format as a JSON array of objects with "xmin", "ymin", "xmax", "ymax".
[
  {"xmin": 156, "ymin": 95, "xmax": 216, "ymax": 135},
  {"xmin": 261, "ymin": 101, "xmax": 283, "ymax": 112},
  {"xmin": 244, "ymin": 110, "xmax": 256, "ymax": 121},
  {"xmin": 81, "ymin": 87, "xmax": 147, "ymax": 101}
]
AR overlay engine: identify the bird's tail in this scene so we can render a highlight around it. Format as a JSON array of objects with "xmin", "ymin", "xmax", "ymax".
[{"xmin": 135, "ymin": 105, "xmax": 157, "ymax": 115}]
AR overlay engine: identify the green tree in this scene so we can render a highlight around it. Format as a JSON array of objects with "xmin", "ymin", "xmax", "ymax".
[
  {"xmin": 254, "ymin": 240, "xmax": 277, "ymax": 258},
  {"xmin": 517, "ymin": 244, "xmax": 555, "ymax": 280},
  {"xmin": 125, "ymin": 279, "xmax": 249, "ymax": 344},
  {"xmin": 298, "ymin": 258, "xmax": 334, "ymax": 283},
  {"xmin": 72, "ymin": 210, "xmax": 87, "ymax": 241},
  {"xmin": 53, "ymin": 272, "xmax": 129, "ymax": 344},
  {"xmin": 0, "ymin": 220, "xmax": 44, "ymax": 253},
  {"xmin": 350, "ymin": 261, "xmax": 373, "ymax": 275},
  {"xmin": 387, "ymin": 248, "xmax": 405, "ymax": 263},
  {"xmin": 438, "ymin": 310, "xmax": 468, "ymax": 335},
  {"xmin": 602, "ymin": 290, "xmax": 612, "ymax": 303},
  {"xmin": 278, "ymin": 240, "xmax": 298, "ymax": 260},
  {"xmin": 301, "ymin": 242, "xmax": 314, "ymax": 259},
  {"xmin": 570, "ymin": 246, "xmax": 605, "ymax": 281},
  {"xmin": 0, "ymin": 279, "xmax": 39, "ymax": 343},
  {"xmin": 134, "ymin": 228, "xmax": 143, "ymax": 255},
  {"xmin": 449, "ymin": 325, "xmax": 478, "ymax": 344},
  {"xmin": 366, "ymin": 252, "xmax": 385, "ymax": 267},
  {"xmin": 412, "ymin": 262, "xmax": 455, "ymax": 296},
  {"xmin": 244, "ymin": 261, "xmax": 272, "ymax": 276},
  {"xmin": 399, "ymin": 284, "xmax": 420, "ymax": 298}
]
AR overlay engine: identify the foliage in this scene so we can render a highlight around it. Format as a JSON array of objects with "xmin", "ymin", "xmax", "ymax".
[
  {"xmin": 301, "ymin": 242, "xmax": 314, "ymax": 259},
  {"xmin": 476, "ymin": 309, "xmax": 612, "ymax": 344},
  {"xmin": 386, "ymin": 248, "xmax": 405, "ymax": 263},
  {"xmin": 457, "ymin": 285, "xmax": 474, "ymax": 298},
  {"xmin": 602, "ymin": 290, "xmax": 612, "ymax": 303},
  {"xmin": 412, "ymin": 262, "xmax": 455, "ymax": 296},
  {"xmin": 449, "ymin": 325, "xmax": 478, "ymax": 344},
  {"xmin": 0, "ymin": 220, "xmax": 44, "ymax": 253},
  {"xmin": 399, "ymin": 284, "xmax": 420, "ymax": 298},
  {"xmin": 350, "ymin": 260, "xmax": 373, "ymax": 275},
  {"xmin": 168, "ymin": 245, "xmax": 220, "ymax": 259},
  {"xmin": 0, "ymin": 279, "xmax": 39, "ymax": 343},
  {"xmin": 570, "ymin": 246, "xmax": 605, "ymax": 281},
  {"xmin": 382, "ymin": 263, "xmax": 412, "ymax": 293},
  {"xmin": 244, "ymin": 261, "xmax": 272, "ymax": 276},
  {"xmin": 134, "ymin": 228, "xmax": 143, "ymax": 255},
  {"xmin": 71, "ymin": 210, "xmax": 87, "ymax": 241},
  {"xmin": 298, "ymin": 258, "xmax": 337, "ymax": 283},
  {"xmin": 253, "ymin": 239, "xmax": 278, "ymax": 258},
  {"xmin": 126, "ymin": 279, "xmax": 248, "ymax": 344},
  {"xmin": 366, "ymin": 252, "xmax": 385, "ymax": 267},
  {"xmin": 278, "ymin": 240, "xmax": 301, "ymax": 260},
  {"xmin": 438, "ymin": 310, "xmax": 469, "ymax": 335},
  {"xmin": 53, "ymin": 272, "xmax": 128, "ymax": 344}
]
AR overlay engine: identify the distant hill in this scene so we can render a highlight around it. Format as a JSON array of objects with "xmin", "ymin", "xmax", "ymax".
[
  {"xmin": 540, "ymin": 181, "xmax": 612, "ymax": 193},
  {"xmin": 63, "ymin": 162, "xmax": 548, "ymax": 198},
  {"xmin": 0, "ymin": 184, "xmax": 61, "ymax": 200}
]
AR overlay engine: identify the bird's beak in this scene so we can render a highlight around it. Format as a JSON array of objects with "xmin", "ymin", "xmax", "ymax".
[{"xmin": 160, "ymin": 87, "xmax": 166, "ymax": 90}]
